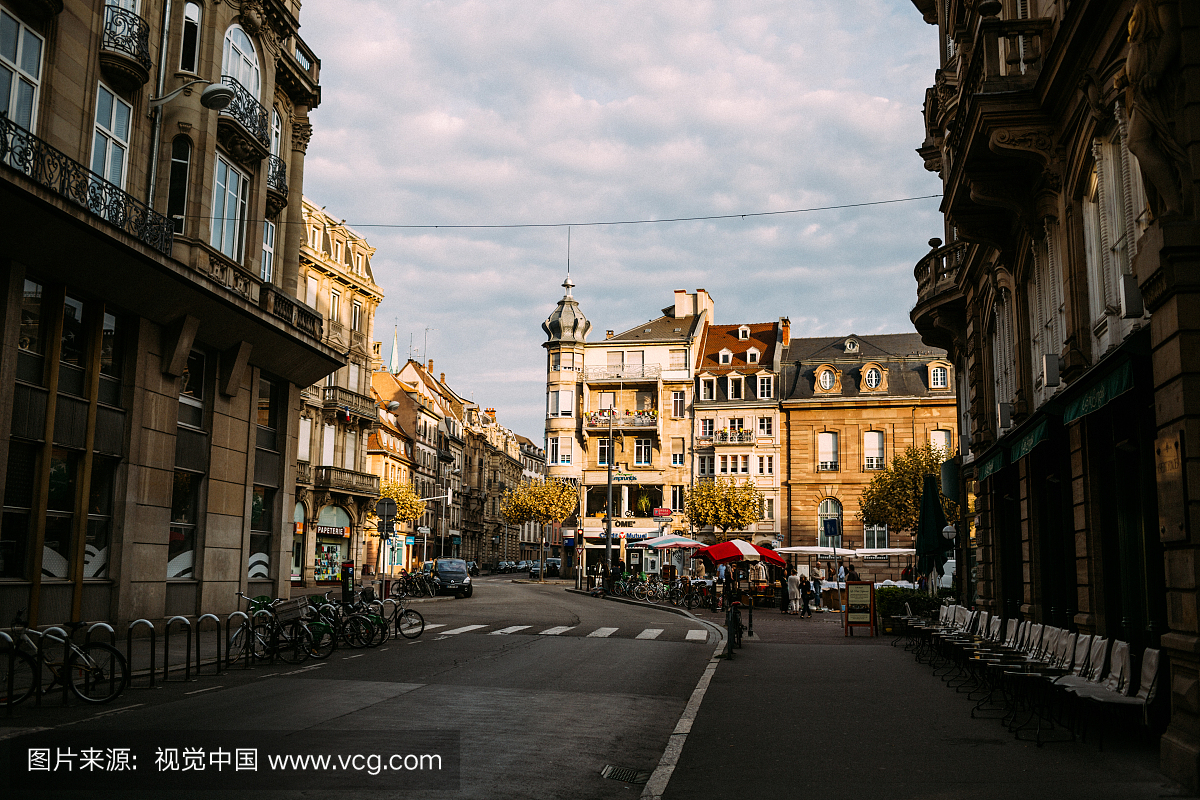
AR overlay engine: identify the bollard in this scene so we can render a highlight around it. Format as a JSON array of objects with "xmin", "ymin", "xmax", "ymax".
[
  {"xmin": 36, "ymin": 627, "xmax": 71, "ymax": 708},
  {"xmin": 1, "ymin": 631, "xmax": 14, "ymax": 716},
  {"xmin": 163, "ymin": 616, "xmax": 193, "ymax": 683},
  {"xmin": 126, "ymin": 619, "xmax": 157, "ymax": 688},
  {"xmin": 226, "ymin": 611, "xmax": 248, "ymax": 669},
  {"xmin": 195, "ymin": 614, "xmax": 221, "ymax": 676}
]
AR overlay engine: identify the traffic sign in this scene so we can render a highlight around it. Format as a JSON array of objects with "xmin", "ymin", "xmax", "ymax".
[
  {"xmin": 653, "ymin": 507, "xmax": 672, "ymax": 518},
  {"xmin": 375, "ymin": 498, "xmax": 397, "ymax": 518},
  {"xmin": 418, "ymin": 526, "xmax": 431, "ymax": 535}
]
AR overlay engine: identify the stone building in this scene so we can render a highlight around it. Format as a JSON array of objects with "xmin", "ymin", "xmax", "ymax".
[
  {"xmin": 0, "ymin": 0, "xmax": 338, "ymax": 625},
  {"xmin": 291, "ymin": 198, "xmax": 382, "ymax": 586},
  {"xmin": 780, "ymin": 334, "xmax": 957, "ymax": 579},
  {"xmin": 907, "ymin": 0, "xmax": 1200, "ymax": 785},
  {"xmin": 364, "ymin": 385, "xmax": 414, "ymax": 576}
]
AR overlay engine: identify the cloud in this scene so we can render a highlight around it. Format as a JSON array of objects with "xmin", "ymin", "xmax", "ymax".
[{"xmin": 299, "ymin": 0, "xmax": 941, "ymax": 440}]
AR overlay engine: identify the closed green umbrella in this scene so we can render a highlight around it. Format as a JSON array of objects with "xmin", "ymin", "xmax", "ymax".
[{"xmin": 915, "ymin": 473, "xmax": 951, "ymax": 580}]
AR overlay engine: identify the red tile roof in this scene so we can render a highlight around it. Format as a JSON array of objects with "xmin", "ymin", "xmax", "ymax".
[{"xmin": 698, "ymin": 323, "xmax": 778, "ymax": 371}]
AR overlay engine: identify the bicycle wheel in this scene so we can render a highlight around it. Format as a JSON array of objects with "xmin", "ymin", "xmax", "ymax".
[
  {"xmin": 631, "ymin": 584, "xmax": 647, "ymax": 601},
  {"xmin": 396, "ymin": 609, "xmax": 424, "ymax": 639},
  {"xmin": 342, "ymin": 615, "xmax": 375, "ymax": 648},
  {"xmin": 366, "ymin": 614, "xmax": 389, "ymax": 646},
  {"xmin": 278, "ymin": 622, "xmax": 311, "ymax": 664},
  {"xmin": 0, "ymin": 649, "xmax": 37, "ymax": 706},
  {"xmin": 68, "ymin": 643, "xmax": 129, "ymax": 704},
  {"xmin": 305, "ymin": 622, "xmax": 336, "ymax": 659},
  {"xmin": 684, "ymin": 592, "xmax": 700, "ymax": 610}
]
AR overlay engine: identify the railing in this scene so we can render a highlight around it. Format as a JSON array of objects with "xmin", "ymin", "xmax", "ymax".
[
  {"xmin": 314, "ymin": 465, "xmax": 380, "ymax": 495},
  {"xmin": 714, "ymin": 430, "xmax": 756, "ymax": 444},
  {"xmin": 585, "ymin": 412, "xmax": 658, "ymax": 428},
  {"xmin": 266, "ymin": 154, "xmax": 288, "ymax": 196},
  {"xmin": 296, "ymin": 461, "xmax": 312, "ymax": 484},
  {"xmin": 102, "ymin": 5, "xmax": 151, "ymax": 71},
  {"xmin": 219, "ymin": 76, "xmax": 270, "ymax": 148},
  {"xmin": 322, "ymin": 385, "xmax": 376, "ymax": 419},
  {"xmin": 583, "ymin": 364, "xmax": 661, "ymax": 381},
  {"xmin": 262, "ymin": 286, "xmax": 323, "ymax": 338},
  {"xmin": 0, "ymin": 114, "xmax": 173, "ymax": 255},
  {"xmin": 914, "ymin": 241, "xmax": 967, "ymax": 303}
]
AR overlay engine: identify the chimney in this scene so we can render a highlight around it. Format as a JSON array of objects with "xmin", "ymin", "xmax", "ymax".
[
  {"xmin": 427, "ymin": 359, "xmax": 433, "ymax": 373},
  {"xmin": 440, "ymin": 372, "xmax": 446, "ymax": 384},
  {"xmin": 673, "ymin": 290, "xmax": 688, "ymax": 318},
  {"xmin": 780, "ymin": 317, "xmax": 790, "ymax": 344},
  {"xmin": 484, "ymin": 408, "xmax": 497, "ymax": 423},
  {"xmin": 605, "ymin": 330, "xmax": 614, "ymax": 339}
]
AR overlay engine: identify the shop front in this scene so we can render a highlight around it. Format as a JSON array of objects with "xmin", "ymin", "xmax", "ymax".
[
  {"xmin": 291, "ymin": 503, "xmax": 305, "ymax": 583},
  {"xmin": 314, "ymin": 505, "xmax": 352, "ymax": 584}
]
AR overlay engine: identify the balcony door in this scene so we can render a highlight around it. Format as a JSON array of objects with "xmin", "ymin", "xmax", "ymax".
[{"xmin": 222, "ymin": 25, "xmax": 260, "ymax": 95}]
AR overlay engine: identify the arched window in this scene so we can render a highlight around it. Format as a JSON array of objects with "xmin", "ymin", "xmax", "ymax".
[
  {"xmin": 991, "ymin": 288, "xmax": 1016, "ymax": 428},
  {"xmin": 167, "ymin": 135, "xmax": 191, "ymax": 234},
  {"xmin": 270, "ymin": 107, "xmax": 282, "ymax": 156},
  {"xmin": 180, "ymin": 2, "xmax": 201, "ymax": 73},
  {"xmin": 818, "ymin": 498, "xmax": 842, "ymax": 547},
  {"xmin": 222, "ymin": 25, "xmax": 260, "ymax": 96},
  {"xmin": 931, "ymin": 365, "xmax": 948, "ymax": 388}
]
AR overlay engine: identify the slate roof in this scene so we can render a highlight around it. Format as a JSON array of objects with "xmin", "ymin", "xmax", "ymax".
[
  {"xmin": 606, "ymin": 314, "xmax": 700, "ymax": 342},
  {"xmin": 780, "ymin": 333, "xmax": 948, "ymax": 400}
]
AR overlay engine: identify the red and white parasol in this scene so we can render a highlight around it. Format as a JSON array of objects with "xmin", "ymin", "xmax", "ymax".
[{"xmin": 692, "ymin": 539, "xmax": 786, "ymax": 567}]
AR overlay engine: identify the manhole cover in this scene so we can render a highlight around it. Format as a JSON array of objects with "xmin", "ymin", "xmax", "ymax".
[{"xmin": 600, "ymin": 765, "xmax": 651, "ymax": 784}]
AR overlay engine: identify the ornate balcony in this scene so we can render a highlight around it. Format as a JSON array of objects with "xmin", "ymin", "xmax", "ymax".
[
  {"xmin": 260, "ymin": 285, "xmax": 323, "ymax": 339},
  {"xmin": 99, "ymin": 4, "xmax": 151, "ymax": 91},
  {"xmin": 911, "ymin": 239, "xmax": 968, "ymax": 355},
  {"xmin": 216, "ymin": 76, "xmax": 270, "ymax": 166},
  {"xmin": 583, "ymin": 364, "xmax": 661, "ymax": 382},
  {"xmin": 322, "ymin": 386, "xmax": 376, "ymax": 421},
  {"xmin": 0, "ymin": 114, "xmax": 173, "ymax": 255},
  {"xmin": 296, "ymin": 461, "xmax": 312, "ymax": 485},
  {"xmin": 265, "ymin": 155, "xmax": 288, "ymax": 218},
  {"xmin": 713, "ymin": 430, "xmax": 756, "ymax": 445},
  {"xmin": 313, "ymin": 465, "xmax": 380, "ymax": 496},
  {"xmin": 584, "ymin": 411, "xmax": 658, "ymax": 429}
]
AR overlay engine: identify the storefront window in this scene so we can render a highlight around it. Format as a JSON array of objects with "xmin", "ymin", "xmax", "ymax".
[
  {"xmin": 85, "ymin": 456, "xmax": 116, "ymax": 578},
  {"xmin": 314, "ymin": 504, "xmax": 351, "ymax": 582},
  {"xmin": 43, "ymin": 448, "xmax": 78, "ymax": 579},
  {"xmin": 292, "ymin": 502, "xmax": 305, "ymax": 581},
  {"xmin": 249, "ymin": 486, "xmax": 273, "ymax": 578},
  {"xmin": 0, "ymin": 441, "xmax": 37, "ymax": 578},
  {"xmin": 169, "ymin": 470, "xmax": 200, "ymax": 578}
]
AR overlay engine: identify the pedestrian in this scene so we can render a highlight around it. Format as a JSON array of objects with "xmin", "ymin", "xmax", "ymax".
[
  {"xmin": 837, "ymin": 561, "xmax": 847, "ymax": 583},
  {"xmin": 848, "ymin": 564, "xmax": 861, "ymax": 582},
  {"xmin": 787, "ymin": 568, "xmax": 804, "ymax": 615},
  {"xmin": 811, "ymin": 571, "xmax": 822, "ymax": 611},
  {"xmin": 779, "ymin": 568, "xmax": 790, "ymax": 614},
  {"xmin": 800, "ymin": 576, "xmax": 815, "ymax": 617}
]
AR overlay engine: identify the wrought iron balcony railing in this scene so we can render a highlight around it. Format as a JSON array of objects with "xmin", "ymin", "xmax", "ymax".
[
  {"xmin": 267, "ymin": 154, "xmax": 288, "ymax": 196},
  {"xmin": 713, "ymin": 430, "xmax": 756, "ymax": 444},
  {"xmin": 584, "ymin": 412, "xmax": 658, "ymax": 428},
  {"xmin": 0, "ymin": 114, "xmax": 173, "ymax": 255},
  {"xmin": 583, "ymin": 364, "xmax": 661, "ymax": 381},
  {"xmin": 102, "ymin": 4, "xmax": 151, "ymax": 73},
  {"xmin": 219, "ymin": 76, "xmax": 270, "ymax": 148}
]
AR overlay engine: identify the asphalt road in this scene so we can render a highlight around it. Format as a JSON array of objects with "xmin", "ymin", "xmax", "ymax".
[{"xmin": 1, "ymin": 578, "xmax": 719, "ymax": 799}]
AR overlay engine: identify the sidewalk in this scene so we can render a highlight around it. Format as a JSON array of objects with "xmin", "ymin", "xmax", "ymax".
[{"xmin": 658, "ymin": 608, "xmax": 1187, "ymax": 800}]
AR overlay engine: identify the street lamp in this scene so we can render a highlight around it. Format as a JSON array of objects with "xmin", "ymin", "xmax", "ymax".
[{"xmin": 146, "ymin": 78, "xmax": 235, "ymax": 209}]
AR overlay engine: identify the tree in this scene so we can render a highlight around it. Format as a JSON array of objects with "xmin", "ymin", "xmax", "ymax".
[
  {"xmin": 377, "ymin": 480, "xmax": 427, "ymax": 524},
  {"xmin": 684, "ymin": 478, "xmax": 762, "ymax": 540},
  {"xmin": 859, "ymin": 444, "xmax": 958, "ymax": 533},
  {"xmin": 500, "ymin": 479, "xmax": 578, "ymax": 526}
]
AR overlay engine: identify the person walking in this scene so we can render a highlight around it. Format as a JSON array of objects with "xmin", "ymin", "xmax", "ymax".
[
  {"xmin": 787, "ymin": 568, "xmax": 804, "ymax": 615},
  {"xmin": 811, "ymin": 571, "xmax": 823, "ymax": 612},
  {"xmin": 848, "ymin": 564, "xmax": 861, "ymax": 582},
  {"xmin": 779, "ymin": 567, "xmax": 790, "ymax": 615}
]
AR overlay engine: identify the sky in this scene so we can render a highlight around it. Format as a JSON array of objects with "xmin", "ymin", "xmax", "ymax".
[{"xmin": 298, "ymin": 0, "xmax": 942, "ymax": 443}]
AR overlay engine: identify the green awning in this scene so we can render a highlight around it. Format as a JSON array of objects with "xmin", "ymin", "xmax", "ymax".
[
  {"xmin": 1062, "ymin": 361, "xmax": 1134, "ymax": 424},
  {"xmin": 1010, "ymin": 419, "xmax": 1049, "ymax": 462},
  {"xmin": 976, "ymin": 450, "xmax": 1005, "ymax": 482}
]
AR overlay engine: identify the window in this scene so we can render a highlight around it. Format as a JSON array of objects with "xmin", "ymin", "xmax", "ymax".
[
  {"xmin": 738, "ymin": 326, "xmax": 750, "ymax": 340},
  {"xmin": 758, "ymin": 375, "xmax": 773, "ymax": 399},
  {"xmin": 330, "ymin": 291, "xmax": 341, "ymax": 323},
  {"xmin": 698, "ymin": 455, "xmax": 714, "ymax": 476},
  {"xmin": 298, "ymin": 417, "xmax": 312, "ymax": 462},
  {"xmin": 672, "ymin": 391, "xmax": 685, "ymax": 417},
  {"xmin": 354, "ymin": 253, "xmax": 363, "ymax": 274},
  {"xmin": 597, "ymin": 437, "xmax": 611, "ymax": 466},
  {"xmin": 671, "ymin": 438, "xmax": 684, "ymax": 467},
  {"xmin": 41, "ymin": 448, "xmax": 77, "ymax": 578},
  {"xmin": 747, "ymin": 349, "xmax": 759, "ymax": 363},
  {"xmin": 180, "ymin": 2, "xmax": 201, "ymax": 72},
  {"xmin": 817, "ymin": 431, "xmax": 838, "ymax": 471},
  {"xmin": 270, "ymin": 107, "xmax": 282, "ymax": 157},
  {"xmin": 333, "ymin": 240, "xmax": 343, "ymax": 264},
  {"xmin": 635, "ymin": 438, "xmax": 652, "ymax": 466},
  {"xmin": 351, "ymin": 301, "xmax": 362, "ymax": 332},
  {"xmin": 261, "ymin": 220, "xmax": 276, "ymax": 282},
  {"xmin": 166, "ymin": 136, "xmax": 191, "ymax": 234},
  {"xmin": 758, "ymin": 456, "xmax": 773, "ymax": 475},
  {"xmin": 729, "ymin": 376, "xmax": 743, "ymax": 399},
  {"xmin": 719, "ymin": 455, "xmax": 729, "ymax": 474},
  {"xmin": 818, "ymin": 498, "xmax": 843, "ymax": 547},
  {"xmin": 598, "ymin": 391, "xmax": 615, "ymax": 411},
  {"xmin": 169, "ymin": 471, "xmax": 201, "ymax": 578},
  {"xmin": 671, "ymin": 486, "xmax": 685, "ymax": 512},
  {"xmin": 306, "ymin": 275, "xmax": 319, "ymax": 309},
  {"xmin": 931, "ymin": 366, "xmax": 948, "ymax": 389},
  {"xmin": 85, "ymin": 457, "xmax": 116, "ymax": 578},
  {"xmin": 607, "ymin": 351, "xmax": 624, "ymax": 369},
  {"xmin": 344, "ymin": 428, "xmax": 357, "ymax": 470},
  {"xmin": 864, "ymin": 367, "xmax": 882, "ymax": 389},
  {"xmin": 669, "ymin": 349, "xmax": 687, "ymax": 370},
  {"xmin": 92, "ymin": 83, "xmax": 131, "ymax": 188},
  {"xmin": 739, "ymin": 455, "xmax": 750, "ymax": 474},
  {"xmin": 249, "ymin": 487, "xmax": 273, "ymax": 578},
  {"xmin": 763, "ymin": 498, "xmax": 775, "ymax": 521},
  {"xmin": 60, "ymin": 295, "xmax": 88, "ymax": 395},
  {"xmin": 178, "ymin": 350, "xmax": 206, "ymax": 428},
  {"xmin": 700, "ymin": 418, "xmax": 714, "ymax": 437},
  {"xmin": 211, "ymin": 154, "xmax": 249, "ymax": 259},
  {"xmin": 701, "ymin": 379, "xmax": 715, "ymax": 400},
  {"xmin": 550, "ymin": 437, "xmax": 572, "ymax": 465},
  {"xmin": 222, "ymin": 25, "xmax": 260, "ymax": 96},
  {"xmin": 758, "ymin": 417, "xmax": 773, "ymax": 436},
  {"xmin": 864, "ymin": 524, "xmax": 888, "ymax": 549},
  {"xmin": 728, "ymin": 418, "xmax": 745, "ymax": 433},
  {"xmin": 719, "ymin": 350, "xmax": 732, "ymax": 364},
  {"xmin": 864, "ymin": 431, "xmax": 884, "ymax": 470},
  {"xmin": 0, "ymin": 8, "xmax": 43, "ymax": 132},
  {"xmin": 930, "ymin": 429, "xmax": 952, "ymax": 454},
  {"xmin": 548, "ymin": 389, "xmax": 573, "ymax": 418},
  {"xmin": 818, "ymin": 369, "xmax": 835, "ymax": 391},
  {"xmin": 635, "ymin": 391, "xmax": 654, "ymax": 411},
  {"xmin": 1, "ymin": 441, "xmax": 37, "ymax": 577}
]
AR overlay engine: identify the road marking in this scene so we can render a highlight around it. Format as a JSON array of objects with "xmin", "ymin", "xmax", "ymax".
[
  {"xmin": 490, "ymin": 626, "xmax": 531, "ymax": 635},
  {"xmin": 686, "ymin": 630, "xmax": 707, "ymax": 641},
  {"xmin": 423, "ymin": 624, "xmax": 447, "ymax": 631},
  {"xmin": 538, "ymin": 626, "xmax": 575, "ymax": 636},
  {"xmin": 185, "ymin": 686, "xmax": 223, "ymax": 695},
  {"xmin": 441, "ymin": 624, "xmax": 487, "ymax": 635},
  {"xmin": 342, "ymin": 653, "xmax": 366, "ymax": 659},
  {"xmin": 587, "ymin": 627, "xmax": 619, "ymax": 638},
  {"xmin": 636, "ymin": 629, "xmax": 664, "ymax": 640}
]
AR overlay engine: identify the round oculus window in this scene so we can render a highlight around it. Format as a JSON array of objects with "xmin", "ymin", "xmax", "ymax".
[
  {"xmin": 865, "ymin": 368, "xmax": 881, "ymax": 389},
  {"xmin": 818, "ymin": 370, "xmax": 835, "ymax": 390}
]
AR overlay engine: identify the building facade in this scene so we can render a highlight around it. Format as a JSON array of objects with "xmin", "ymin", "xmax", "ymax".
[
  {"xmin": 907, "ymin": 0, "xmax": 1200, "ymax": 786},
  {"xmin": 780, "ymin": 334, "xmax": 957, "ymax": 579},
  {"xmin": 292, "ymin": 199, "xmax": 382, "ymax": 586},
  {"xmin": 364, "ymin": 387, "xmax": 414, "ymax": 576},
  {"xmin": 0, "ymin": 0, "xmax": 339, "ymax": 626}
]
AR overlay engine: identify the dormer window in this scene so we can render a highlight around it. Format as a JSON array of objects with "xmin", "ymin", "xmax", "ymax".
[
  {"xmin": 865, "ymin": 368, "xmax": 881, "ymax": 389},
  {"xmin": 747, "ymin": 348, "xmax": 760, "ymax": 364},
  {"xmin": 859, "ymin": 362, "xmax": 887, "ymax": 392},
  {"xmin": 844, "ymin": 339, "xmax": 859, "ymax": 354},
  {"xmin": 926, "ymin": 360, "xmax": 952, "ymax": 390},
  {"xmin": 719, "ymin": 349, "xmax": 732, "ymax": 364},
  {"xmin": 815, "ymin": 365, "xmax": 840, "ymax": 393},
  {"xmin": 738, "ymin": 326, "xmax": 750, "ymax": 340}
]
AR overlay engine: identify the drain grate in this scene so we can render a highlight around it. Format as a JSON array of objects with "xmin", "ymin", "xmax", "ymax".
[{"xmin": 600, "ymin": 765, "xmax": 651, "ymax": 784}]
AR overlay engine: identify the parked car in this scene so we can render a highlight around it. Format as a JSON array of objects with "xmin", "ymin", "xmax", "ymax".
[
  {"xmin": 528, "ymin": 561, "xmax": 542, "ymax": 578},
  {"xmin": 432, "ymin": 558, "xmax": 473, "ymax": 597},
  {"xmin": 545, "ymin": 558, "xmax": 561, "ymax": 578},
  {"xmin": 515, "ymin": 560, "xmax": 530, "ymax": 572},
  {"xmin": 496, "ymin": 561, "xmax": 513, "ymax": 573},
  {"xmin": 466, "ymin": 561, "xmax": 480, "ymax": 577}
]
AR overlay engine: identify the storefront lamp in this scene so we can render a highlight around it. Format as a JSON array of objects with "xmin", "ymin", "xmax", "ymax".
[{"xmin": 942, "ymin": 523, "xmax": 957, "ymax": 541}]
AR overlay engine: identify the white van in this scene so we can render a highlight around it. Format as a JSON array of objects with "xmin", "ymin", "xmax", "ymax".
[{"xmin": 939, "ymin": 558, "xmax": 957, "ymax": 590}]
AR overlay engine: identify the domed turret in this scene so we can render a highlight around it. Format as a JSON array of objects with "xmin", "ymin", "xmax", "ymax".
[{"xmin": 542, "ymin": 277, "xmax": 591, "ymax": 345}]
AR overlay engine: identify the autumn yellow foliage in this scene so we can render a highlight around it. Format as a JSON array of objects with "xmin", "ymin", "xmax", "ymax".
[
  {"xmin": 683, "ymin": 478, "xmax": 762, "ymax": 540},
  {"xmin": 859, "ymin": 444, "xmax": 958, "ymax": 533},
  {"xmin": 501, "ymin": 479, "xmax": 579, "ymax": 526}
]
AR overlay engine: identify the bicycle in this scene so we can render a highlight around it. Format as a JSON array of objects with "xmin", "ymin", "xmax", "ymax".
[
  {"xmin": 364, "ymin": 591, "xmax": 425, "ymax": 640},
  {"xmin": 228, "ymin": 593, "xmax": 312, "ymax": 664},
  {"xmin": 1, "ymin": 612, "xmax": 129, "ymax": 705}
]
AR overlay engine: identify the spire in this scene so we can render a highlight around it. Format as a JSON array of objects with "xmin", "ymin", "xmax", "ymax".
[
  {"xmin": 542, "ymin": 276, "xmax": 591, "ymax": 345},
  {"xmin": 389, "ymin": 326, "xmax": 401, "ymax": 374}
]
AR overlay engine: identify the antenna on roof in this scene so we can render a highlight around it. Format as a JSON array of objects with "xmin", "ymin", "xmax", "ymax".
[{"xmin": 566, "ymin": 225, "xmax": 571, "ymax": 277}]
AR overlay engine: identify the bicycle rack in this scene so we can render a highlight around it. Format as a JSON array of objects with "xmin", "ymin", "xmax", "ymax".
[
  {"xmin": 86, "ymin": 622, "xmax": 116, "ymax": 648},
  {"xmin": 226, "ymin": 611, "xmax": 249, "ymax": 669},
  {"xmin": 195, "ymin": 614, "xmax": 221, "ymax": 676},
  {"xmin": 36, "ymin": 626, "xmax": 72, "ymax": 707},
  {"xmin": 126, "ymin": 619, "xmax": 157, "ymax": 688},
  {"xmin": 1, "ymin": 631, "xmax": 14, "ymax": 716},
  {"xmin": 163, "ymin": 616, "xmax": 193, "ymax": 682}
]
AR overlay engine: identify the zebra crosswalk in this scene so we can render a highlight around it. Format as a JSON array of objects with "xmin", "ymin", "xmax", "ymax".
[{"xmin": 412, "ymin": 622, "xmax": 711, "ymax": 643}]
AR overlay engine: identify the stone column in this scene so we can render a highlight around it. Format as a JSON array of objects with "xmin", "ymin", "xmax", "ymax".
[{"xmin": 282, "ymin": 108, "xmax": 312, "ymax": 300}]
